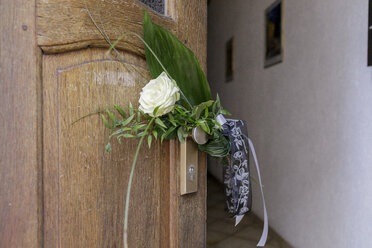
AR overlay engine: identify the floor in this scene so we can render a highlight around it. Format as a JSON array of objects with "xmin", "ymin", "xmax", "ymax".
[{"xmin": 207, "ymin": 175, "xmax": 291, "ymax": 248}]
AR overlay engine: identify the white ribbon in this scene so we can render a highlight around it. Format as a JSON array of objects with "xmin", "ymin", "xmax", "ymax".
[
  {"xmin": 216, "ymin": 114, "xmax": 227, "ymax": 126},
  {"xmin": 248, "ymin": 138, "xmax": 268, "ymax": 247},
  {"xmin": 216, "ymin": 114, "xmax": 268, "ymax": 247}
]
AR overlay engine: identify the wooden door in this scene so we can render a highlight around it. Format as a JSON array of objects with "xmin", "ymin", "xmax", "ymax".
[{"xmin": 0, "ymin": 0, "xmax": 207, "ymax": 247}]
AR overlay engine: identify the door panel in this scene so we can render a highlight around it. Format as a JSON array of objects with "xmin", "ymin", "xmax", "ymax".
[
  {"xmin": 43, "ymin": 48, "xmax": 171, "ymax": 247},
  {"xmin": 40, "ymin": 1, "xmax": 207, "ymax": 247}
]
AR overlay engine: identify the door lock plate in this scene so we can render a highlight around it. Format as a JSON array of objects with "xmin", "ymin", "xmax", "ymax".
[{"xmin": 180, "ymin": 138, "xmax": 198, "ymax": 195}]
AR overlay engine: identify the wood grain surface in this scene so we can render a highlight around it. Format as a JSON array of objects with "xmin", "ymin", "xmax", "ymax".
[
  {"xmin": 37, "ymin": 0, "xmax": 177, "ymax": 54},
  {"xmin": 0, "ymin": 1, "xmax": 43, "ymax": 248},
  {"xmin": 0, "ymin": 0, "xmax": 207, "ymax": 247},
  {"xmin": 43, "ymin": 48, "xmax": 164, "ymax": 247}
]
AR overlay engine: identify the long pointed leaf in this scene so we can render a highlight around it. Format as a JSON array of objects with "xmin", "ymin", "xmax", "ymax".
[
  {"xmin": 101, "ymin": 115, "xmax": 111, "ymax": 129},
  {"xmin": 143, "ymin": 11, "xmax": 212, "ymax": 107},
  {"xmin": 114, "ymin": 104, "xmax": 126, "ymax": 118},
  {"xmin": 121, "ymin": 114, "xmax": 135, "ymax": 127}
]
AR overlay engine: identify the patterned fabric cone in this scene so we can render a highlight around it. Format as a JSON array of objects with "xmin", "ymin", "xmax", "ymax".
[{"xmin": 222, "ymin": 119, "xmax": 252, "ymax": 217}]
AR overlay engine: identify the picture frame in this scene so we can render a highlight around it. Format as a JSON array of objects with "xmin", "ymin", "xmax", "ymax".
[
  {"xmin": 368, "ymin": 0, "xmax": 372, "ymax": 66},
  {"xmin": 225, "ymin": 37, "xmax": 234, "ymax": 82},
  {"xmin": 265, "ymin": 0, "xmax": 284, "ymax": 68}
]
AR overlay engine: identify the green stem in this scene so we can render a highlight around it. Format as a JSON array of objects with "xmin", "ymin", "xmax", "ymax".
[{"xmin": 123, "ymin": 117, "xmax": 155, "ymax": 248}]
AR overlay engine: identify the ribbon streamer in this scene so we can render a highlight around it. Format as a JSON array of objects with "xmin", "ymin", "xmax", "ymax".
[
  {"xmin": 217, "ymin": 115, "xmax": 268, "ymax": 247},
  {"xmin": 248, "ymin": 138, "xmax": 268, "ymax": 247}
]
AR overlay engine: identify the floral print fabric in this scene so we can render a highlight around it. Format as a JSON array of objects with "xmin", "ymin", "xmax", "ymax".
[{"xmin": 222, "ymin": 120, "xmax": 252, "ymax": 217}]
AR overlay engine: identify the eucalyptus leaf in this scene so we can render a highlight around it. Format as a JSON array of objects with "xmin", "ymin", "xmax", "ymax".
[{"xmin": 143, "ymin": 11, "xmax": 212, "ymax": 107}]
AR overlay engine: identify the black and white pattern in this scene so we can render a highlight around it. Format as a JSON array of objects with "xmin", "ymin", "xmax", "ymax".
[
  {"xmin": 222, "ymin": 120, "xmax": 252, "ymax": 217},
  {"xmin": 138, "ymin": 0, "xmax": 165, "ymax": 15}
]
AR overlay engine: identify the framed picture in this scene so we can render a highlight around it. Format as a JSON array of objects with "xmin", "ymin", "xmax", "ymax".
[
  {"xmin": 265, "ymin": 0, "xmax": 283, "ymax": 68},
  {"xmin": 225, "ymin": 37, "xmax": 234, "ymax": 82},
  {"xmin": 368, "ymin": 0, "xmax": 372, "ymax": 66}
]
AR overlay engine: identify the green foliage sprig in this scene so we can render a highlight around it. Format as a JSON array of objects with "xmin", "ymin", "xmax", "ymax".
[{"xmin": 103, "ymin": 94, "xmax": 231, "ymax": 157}]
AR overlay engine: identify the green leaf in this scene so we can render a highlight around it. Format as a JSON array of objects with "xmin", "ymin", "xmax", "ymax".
[
  {"xmin": 220, "ymin": 109, "xmax": 231, "ymax": 116},
  {"xmin": 174, "ymin": 106, "xmax": 186, "ymax": 116},
  {"xmin": 177, "ymin": 126, "xmax": 186, "ymax": 143},
  {"xmin": 198, "ymin": 132, "xmax": 230, "ymax": 157},
  {"xmin": 105, "ymin": 142, "xmax": 112, "ymax": 152},
  {"xmin": 109, "ymin": 127, "xmax": 131, "ymax": 138},
  {"xmin": 216, "ymin": 94, "xmax": 221, "ymax": 109},
  {"xmin": 192, "ymin": 105, "xmax": 201, "ymax": 118},
  {"xmin": 212, "ymin": 101, "xmax": 217, "ymax": 114},
  {"xmin": 118, "ymin": 133, "xmax": 135, "ymax": 138},
  {"xmin": 129, "ymin": 102, "xmax": 134, "ymax": 116},
  {"xmin": 137, "ymin": 111, "xmax": 141, "ymax": 122},
  {"xmin": 212, "ymin": 120, "xmax": 223, "ymax": 129},
  {"xmin": 147, "ymin": 135, "xmax": 152, "ymax": 148},
  {"xmin": 200, "ymin": 121, "xmax": 211, "ymax": 134},
  {"xmin": 137, "ymin": 131, "xmax": 148, "ymax": 137},
  {"xmin": 152, "ymin": 130, "xmax": 158, "ymax": 139},
  {"xmin": 101, "ymin": 115, "xmax": 112, "ymax": 129},
  {"xmin": 167, "ymin": 113, "xmax": 177, "ymax": 126},
  {"xmin": 121, "ymin": 114, "xmax": 135, "ymax": 127},
  {"xmin": 153, "ymin": 105, "xmax": 161, "ymax": 116},
  {"xmin": 192, "ymin": 100, "xmax": 214, "ymax": 119},
  {"xmin": 114, "ymin": 104, "xmax": 126, "ymax": 118},
  {"xmin": 143, "ymin": 11, "xmax": 212, "ymax": 107},
  {"xmin": 161, "ymin": 126, "xmax": 177, "ymax": 142},
  {"xmin": 132, "ymin": 124, "xmax": 147, "ymax": 132},
  {"xmin": 155, "ymin": 118, "xmax": 167, "ymax": 129},
  {"xmin": 106, "ymin": 110, "xmax": 116, "ymax": 125}
]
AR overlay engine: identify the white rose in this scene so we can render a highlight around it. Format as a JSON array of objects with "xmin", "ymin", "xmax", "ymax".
[{"xmin": 139, "ymin": 72, "xmax": 180, "ymax": 117}]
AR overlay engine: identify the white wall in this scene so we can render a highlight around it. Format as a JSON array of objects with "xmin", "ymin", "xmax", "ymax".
[{"xmin": 207, "ymin": 0, "xmax": 372, "ymax": 247}]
